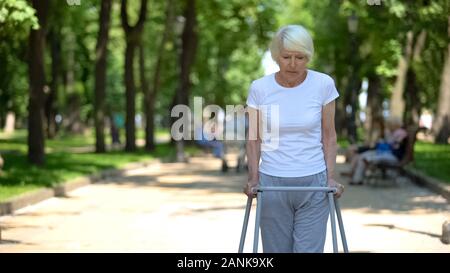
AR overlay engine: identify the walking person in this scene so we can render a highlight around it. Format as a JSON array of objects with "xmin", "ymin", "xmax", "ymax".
[{"xmin": 244, "ymin": 25, "xmax": 344, "ymax": 253}]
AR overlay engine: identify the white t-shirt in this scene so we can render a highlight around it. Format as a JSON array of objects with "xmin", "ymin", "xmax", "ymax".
[{"xmin": 246, "ymin": 69, "xmax": 339, "ymax": 177}]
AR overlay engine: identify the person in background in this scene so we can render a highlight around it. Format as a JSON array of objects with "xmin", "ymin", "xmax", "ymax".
[
  {"xmin": 349, "ymin": 116, "xmax": 408, "ymax": 185},
  {"xmin": 195, "ymin": 121, "xmax": 228, "ymax": 172}
]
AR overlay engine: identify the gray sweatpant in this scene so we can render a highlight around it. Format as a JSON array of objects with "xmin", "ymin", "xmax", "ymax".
[{"xmin": 259, "ymin": 171, "xmax": 330, "ymax": 253}]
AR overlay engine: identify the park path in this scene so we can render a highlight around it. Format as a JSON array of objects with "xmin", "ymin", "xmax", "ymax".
[{"xmin": 0, "ymin": 153, "xmax": 449, "ymax": 252}]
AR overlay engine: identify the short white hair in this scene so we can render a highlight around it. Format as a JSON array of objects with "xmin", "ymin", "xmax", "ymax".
[{"xmin": 270, "ymin": 25, "xmax": 314, "ymax": 63}]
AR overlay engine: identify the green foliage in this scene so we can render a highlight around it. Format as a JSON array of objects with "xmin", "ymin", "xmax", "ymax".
[
  {"xmin": 413, "ymin": 141, "xmax": 450, "ymax": 184},
  {"xmin": 277, "ymin": 0, "xmax": 449, "ymax": 115},
  {"xmin": 0, "ymin": 0, "xmax": 38, "ymax": 40},
  {"xmin": 0, "ymin": 0, "xmax": 38, "ymax": 125},
  {"xmin": 224, "ymin": 45, "xmax": 265, "ymax": 104},
  {"xmin": 192, "ymin": 0, "xmax": 278, "ymax": 107},
  {"xmin": 277, "ymin": 0, "xmax": 350, "ymax": 88},
  {"xmin": 138, "ymin": 0, "xmax": 178, "ymax": 125}
]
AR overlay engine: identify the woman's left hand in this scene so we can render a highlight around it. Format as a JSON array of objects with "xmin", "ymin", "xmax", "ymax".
[{"xmin": 328, "ymin": 179, "xmax": 344, "ymax": 199}]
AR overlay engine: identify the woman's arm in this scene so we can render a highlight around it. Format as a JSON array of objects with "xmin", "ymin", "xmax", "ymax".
[
  {"xmin": 244, "ymin": 106, "xmax": 261, "ymax": 197},
  {"xmin": 322, "ymin": 101, "xmax": 344, "ymax": 198}
]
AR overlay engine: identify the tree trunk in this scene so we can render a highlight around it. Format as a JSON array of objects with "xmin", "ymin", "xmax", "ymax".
[
  {"xmin": 390, "ymin": 31, "xmax": 414, "ymax": 119},
  {"xmin": 94, "ymin": 0, "xmax": 112, "ymax": 153},
  {"xmin": 404, "ymin": 68, "xmax": 420, "ymax": 126},
  {"xmin": 365, "ymin": 73, "xmax": 383, "ymax": 147},
  {"xmin": 344, "ymin": 75, "xmax": 361, "ymax": 144},
  {"xmin": 145, "ymin": 94, "xmax": 156, "ymax": 150},
  {"xmin": 46, "ymin": 28, "xmax": 61, "ymax": 139},
  {"xmin": 65, "ymin": 33, "xmax": 75, "ymax": 96},
  {"xmin": 124, "ymin": 39, "xmax": 137, "ymax": 151},
  {"xmin": 404, "ymin": 30, "xmax": 426, "ymax": 130},
  {"xmin": 27, "ymin": 0, "xmax": 49, "ymax": 166},
  {"xmin": 349, "ymin": 79, "xmax": 361, "ymax": 143},
  {"xmin": 335, "ymin": 95, "xmax": 346, "ymax": 137},
  {"xmin": 175, "ymin": 0, "xmax": 198, "ymax": 162},
  {"xmin": 65, "ymin": 94, "xmax": 83, "ymax": 134},
  {"xmin": 63, "ymin": 32, "xmax": 79, "ymax": 134},
  {"xmin": 391, "ymin": 30, "xmax": 427, "ymax": 162},
  {"xmin": 344, "ymin": 31, "xmax": 361, "ymax": 144},
  {"xmin": 390, "ymin": 30, "xmax": 426, "ymax": 120},
  {"xmin": 121, "ymin": 0, "xmax": 148, "ymax": 152},
  {"xmin": 142, "ymin": 0, "xmax": 174, "ymax": 151},
  {"xmin": 433, "ymin": 15, "xmax": 450, "ymax": 144},
  {"xmin": 179, "ymin": 0, "xmax": 197, "ymax": 106},
  {"xmin": 139, "ymin": 45, "xmax": 156, "ymax": 151},
  {"xmin": 4, "ymin": 112, "xmax": 15, "ymax": 134}
]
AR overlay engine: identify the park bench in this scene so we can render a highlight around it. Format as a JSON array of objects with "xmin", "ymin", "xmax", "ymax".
[
  {"xmin": 223, "ymin": 139, "xmax": 247, "ymax": 173},
  {"xmin": 364, "ymin": 126, "xmax": 419, "ymax": 186}
]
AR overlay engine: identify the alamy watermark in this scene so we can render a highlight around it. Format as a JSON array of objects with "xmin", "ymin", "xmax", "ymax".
[
  {"xmin": 367, "ymin": 0, "xmax": 382, "ymax": 5},
  {"xmin": 170, "ymin": 97, "xmax": 280, "ymax": 151},
  {"xmin": 67, "ymin": 0, "xmax": 81, "ymax": 6}
]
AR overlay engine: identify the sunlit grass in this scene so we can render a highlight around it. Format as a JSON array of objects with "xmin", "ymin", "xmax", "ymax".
[
  {"xmin": 413, "ymin": 141, "xmax": 450, "ymax": 184},
  {"xmin": 0, "ymin": 145, "xmax": 176, "ymax": 201},
  {"xmin": 0, "ymin": 129, "xmax": 182, "ymax": 201}
]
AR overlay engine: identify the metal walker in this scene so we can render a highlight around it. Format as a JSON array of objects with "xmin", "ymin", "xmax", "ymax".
[{"xmin": 238, "ymin": 186, "xmax": 349, "ymax": 253}]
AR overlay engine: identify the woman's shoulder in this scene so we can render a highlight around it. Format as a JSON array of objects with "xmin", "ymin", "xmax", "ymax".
[
  {"xmin": 308, "ymin": 69, "xmax": 335, "ymax": 83},
  {"xmin": 251, "ymin": 73, "xmax": 274, "ymax": 87},
  {"xmin": 248, "ymin": 73, "xmax": 274, "ymax": 94}
]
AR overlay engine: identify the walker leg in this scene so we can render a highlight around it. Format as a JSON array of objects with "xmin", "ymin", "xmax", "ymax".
[
  {"xmin": 328, "ymin": 192, "xmax": 338, "ymax": 253},
  {"xmin": 238, "ymin": 196, "xmax": 253, "ymax": 253},
  {"xmin": 334, "ymin": 198, "xmax": 349, "ymax": 253},
  {"xmin": 253, "ymin": 191, "xmax": 263, "ymax": 253}
]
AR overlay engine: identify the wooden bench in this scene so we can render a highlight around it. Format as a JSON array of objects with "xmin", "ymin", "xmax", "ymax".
[
  {"xmin": 365, "ymin": 161, "xmax": 407, "ymax": 186},
  {"xmin": 364, "ymin": 126, "xmax": 418, "ymax": 186}
]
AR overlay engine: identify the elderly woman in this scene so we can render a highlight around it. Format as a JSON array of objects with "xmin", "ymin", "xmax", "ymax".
[{"xmin": 244, "ymin": 25, "xmax": 344, "ymax": 253}]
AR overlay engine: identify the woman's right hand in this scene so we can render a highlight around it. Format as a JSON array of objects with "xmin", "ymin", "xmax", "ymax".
[{"xmin": 243, "ymin": 180, "xmax": 258, "ymax": 198}]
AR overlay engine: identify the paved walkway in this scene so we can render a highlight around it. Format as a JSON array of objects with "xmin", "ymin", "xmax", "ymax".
[{"xmin": 0, "ymin": 154, "xmax": 449, "ymax": 253}]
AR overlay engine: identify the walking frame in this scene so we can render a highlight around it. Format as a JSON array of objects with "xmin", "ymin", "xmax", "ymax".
[{"xmin": 238, "ymin": 186, "xmax": 349, "ymax": 253}]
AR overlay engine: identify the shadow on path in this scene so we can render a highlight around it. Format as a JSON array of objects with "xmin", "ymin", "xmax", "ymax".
[{"xmin": 365, "ymin": 223, "xmax": 441, "ymax": 239}]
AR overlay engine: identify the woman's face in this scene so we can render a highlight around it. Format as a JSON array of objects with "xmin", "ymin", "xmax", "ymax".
[{"xmin": 277, "ymin": 49, "xmax": 308, "ymax": 79}]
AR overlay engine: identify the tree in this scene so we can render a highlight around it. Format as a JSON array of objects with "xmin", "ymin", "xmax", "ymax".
[
  {"xmin": 0, "ymin": 0, "xmax": 37, "ymax": 130},
  {"xmin": 140, "ymin": 0, "xmax": 174, "ymax": 151},
  {"xmin": 433, "ymin": 15, "xmax": 450, "ymax": 144},
  {"xmin": 390, "ymin": 30, "xmax": 426, "ymax": 121},
  {"xmin": 94, "ymin": 0, "xmax": 113, "ymax": 153},
  {"xmin": 121, "ymin": 0, "xmax": 148, "ymax": 152},
  {"xmin": 27, "ymin": 0, "xmax": 49, "ymax": 165},
  {"xmin": 193, "ymin": 0, "xmax": 277, "ymax": 106},
  {"xmin": 45, "ymin": 1, "xmax": 67, "ymax": 139},
  {"xmin": 173, "ymin": 0, "xmax": 198, "ymax": 162},
  {"xmin": 45, "ymin": 26, "xmax": 61, "ymax": 138}
]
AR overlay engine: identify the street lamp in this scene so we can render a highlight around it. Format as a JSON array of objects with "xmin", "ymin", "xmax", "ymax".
[
  {"xmin": 347, "ymin": 11, "xmax": 358, "ymax": 34},
  {"xmin": 175, "ymin": 15, "xmax": 186, "ymax": 36},
  {"xmin": 346, "ymin": 11, "xmax": 359, "ymax": 144}
]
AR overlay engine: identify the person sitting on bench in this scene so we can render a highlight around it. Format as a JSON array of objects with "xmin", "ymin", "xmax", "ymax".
[
  {"xmin": 349, "ymin": 116, "xmax": 408, "ymax": 185},
  {"xmin": 195, "ymin": 123, "xmax": 229, "ymax": 172}
]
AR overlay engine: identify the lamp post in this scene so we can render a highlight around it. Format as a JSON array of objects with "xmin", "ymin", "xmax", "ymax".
[
  {"xmin": 347, "ymin": 12, "xmax": 358, "ymax": 34},
  {"xmin": 346, "ymin": 11, "xmax": 359, "ymax": 144}
]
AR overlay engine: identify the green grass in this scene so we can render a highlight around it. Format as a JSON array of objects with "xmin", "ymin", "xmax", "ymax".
[
  {"xmin": 337, "ymin": 138, "xmax": 350, "ymax": 149},
  {"xmin": 0, "ymin": 128, "xmax": 171, "ymax": 153},
  {"xmin": 0, "ymin": 144, "xmax": 176, "ymax": 202},
  {"xmin": 0, "ymin": 130, "xmax": 95, "ymax": 153},
  {"xmin": 0, "ymin": 129, "xmax": 182, "ymax": 202},
  {"xmin": 413, "ymin": 141, "xmax": 450, "ymax": 184}
]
